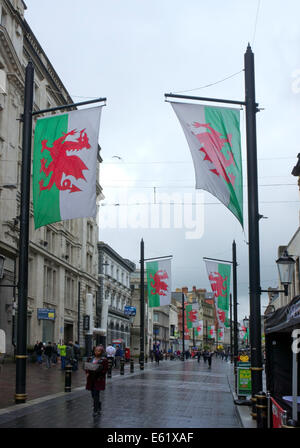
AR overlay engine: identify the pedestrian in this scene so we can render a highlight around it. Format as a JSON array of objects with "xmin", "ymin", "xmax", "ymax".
[
  {"xmin": 125, "ymin": 347, "xmax": 130, "ymax": 363},
  {"xmin": 154, "ymin": 348, "xmax": 160, "ymax": 365},
  {"xmin": 197, "ymin": 350, "xmax": 201, "ymax": 363},
  {"xmin": 51, "ymin": 342, "xmax": 58, "ymax": 364},
  {"xmin": 73, "ymin": 341, "xmax": 80, "ymax": 371},
  {"xmin": 203, "ymin": 350, "xmax": 208, "ymax": 363},
  {"xmin": 44, "ymin": 341, "xmax": 53, "ymax": 368},
  {"xmin": 115, "ymin": 345, "xmax": 122, "ymax": 369},
  {"xmin": 85, "ymin": 345, "xmax": 108, "ymax": 416},
  {"xmin": 34, "ymin": 341, "xmax": 44, "ymax": 364},
  {"xmin": 58, "ymin": 341, "xmax": 67, "ymax": 370},
  {"xmin": 105, "ymin": 344, "xmax": 116, "ymax": 369},
  {"xmin": 66, "ymin": 341, "xmax": 75, "ymax": 370},
  {"xmin": 207, "ymin": 351, "xmax": 213, "ymax": 369},
  {"xmin": 150, "ymin": 350, "xmax": 154, "ymax": 362}
]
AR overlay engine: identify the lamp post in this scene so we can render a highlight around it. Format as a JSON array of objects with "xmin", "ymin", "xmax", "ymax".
[
  {"xmin": 261, "ymin": 250, "xmax": 295, "ymax": 297},
  {"xmin": 276, "ymin": 250, "xmax": 295, "ymax": 296}
]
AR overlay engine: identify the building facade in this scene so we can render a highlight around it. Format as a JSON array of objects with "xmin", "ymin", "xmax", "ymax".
[
  {"xmin": 0, "ymin": 0, "xmax": 103, "ymax": 355},
  {"xmin": 98, "ymin": 242, "xmax": 135, "ymax": 349}
]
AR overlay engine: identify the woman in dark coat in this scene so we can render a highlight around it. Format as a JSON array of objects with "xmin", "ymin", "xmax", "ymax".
[{"xmin": 85, "ymin": 345, "xmax": 108, "ymax": 416}]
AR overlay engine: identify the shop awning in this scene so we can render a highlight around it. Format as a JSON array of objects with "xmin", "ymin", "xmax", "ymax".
[{"xmin": 265, "ymin": 295, "xmax": 300, "ymax": 334}]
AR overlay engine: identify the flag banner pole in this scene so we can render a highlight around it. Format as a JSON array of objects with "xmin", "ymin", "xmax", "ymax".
[
  {"xmin": 165, "ymin": 93, "xmax": 246, "ymax": 107},
  {"xmin": 32, "ymin": 97, "xmax": 106, "ymax": 117},
  {"xmin": 140, "ymin": 239, "xmax": 145, "ymax": 370},
  {"xmin": 16, "ymin": 61, "xmax": 34, "ymax": 404},
  {"xmin": 203, "ymin": 256, "xmax": 233, "ymax": 265},
  {"xmin": 143, "ymin": 255, "xmax": 173, "ymax": 262}
]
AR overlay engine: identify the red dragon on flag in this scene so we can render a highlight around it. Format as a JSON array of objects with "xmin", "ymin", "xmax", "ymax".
[
  {"xmin": 39, "ymin": 129, "xmax": 91, "ymax": 193},
  {"xmin": 150, "ymin": 270, "xmax": 169, "ymax": 296},
  {"xmin": 192, "ymin": 122, "xmax": 236, "ymax": 187},
  {"xmin": 188, "ymin": 310, "xmax": 198, "ymax": 323},
  {"xmin": 209, "ymin": 272, "xmax": 228, "ymax": 298}
]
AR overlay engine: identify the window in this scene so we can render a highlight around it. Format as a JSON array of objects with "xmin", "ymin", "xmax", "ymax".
[
  {"xmin": 170, "ymin": 325, "xmax": 175, "ymax": 337},
  {"xmin": 43, "ymin": 266, "xmax": 57, "ymax": 303},
  {"xmin": 87, "ymin": 222, "xmax": 93, "ymax": 244},
  {"xmin": 45, "ymin": 228, "xmax": 55, "ymax": 252},
  {"xmin": 65, "ymin": 275, "xmax": 75, "ymax": 309},
  {"xmin": 153, "ymin": 312, "xmax": 159, "ymax": 323},
  {"xmin": 86, "ymin": 253, "xmax": 93, "ymax": 273}
]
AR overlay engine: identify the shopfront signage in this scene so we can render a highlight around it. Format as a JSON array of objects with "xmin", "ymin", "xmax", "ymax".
[
  {"xmin": 37, "ymin": 308, "xmax": 55, "ymax": 320},
  {"xmin": 237, "ymin": 363, "xmax": 252, "ymax": 396},
  {"xmin": 124, "ymin": 306, "xmax": 136, "ymax": 316}
]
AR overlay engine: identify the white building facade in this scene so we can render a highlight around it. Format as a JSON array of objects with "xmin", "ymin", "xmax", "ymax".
[
  {"xmin": 98, "ymin": 242, "xmax": 135, "ymax": 348},
  {"xmin": 0, "ymin": 0, "xmax": 103, "ymax": 355}
]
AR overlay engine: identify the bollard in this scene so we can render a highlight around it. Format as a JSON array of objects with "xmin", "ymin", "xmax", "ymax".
[
  {"xmin": 65, "ymin": 363, "xmax": 72, "ymax": 392},
  {"xmin": 267, "ymin": 391, "xmax": 272, "ymax": 428},
  {"xmin": 251, "ymin": 395, "xmax": 257, "ymax": 420},
  {"xmin": 120, "ymin": 357, "xmax": 125, "ymax": 375},
  {"xmin": 256, "ymin": 392, "xmax": 267, "ymax": 428},
  {"xmin": 107, "ymin": 357, "xmax": 112, "ymax": 378},
  {"xmin": 130, "ymin": 358, "xmax": 134, "ymax": 373}
]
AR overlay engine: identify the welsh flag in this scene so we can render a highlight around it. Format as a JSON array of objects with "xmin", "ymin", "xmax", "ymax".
[
  {"xmin": 195, "ymin": 320, "xmax": 203, "ymax": 337},
  {"xmin": 208, "ymin": 325, "xmax": 216, "ymax": 339},
  {"xmin": 204, "ymin": 260, "xmax": 231, "ymax": 328},
  {"xmin": 170, "ymin": 102, "xmax": 243, "ymax": 226},
  {"xmin": 185, "ymin": 303, "xmax": 199, "ymax": 329},
  {"xmin": 218, "ymin": 327, "xmax": 225, "ymax": 342},
  {"xmin": 33, "ymin": 107, "xmax": 102, "ymax": 229},
  {"xmin": 146, "ymin": 259, "xmax": 171, "ymax": 307}
]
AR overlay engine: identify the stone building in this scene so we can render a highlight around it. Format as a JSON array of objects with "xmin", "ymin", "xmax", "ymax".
[
  {"xmin": 0, "ymin": 0, "xmax": 103, "ymax": 354},
  {"xmin": 97, "ymin": 242, "xmax": 135, "ymax": 348}
]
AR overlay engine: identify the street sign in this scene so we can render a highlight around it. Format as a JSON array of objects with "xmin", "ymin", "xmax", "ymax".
[
  {"xmin": 124, "ymin": 306, "xmax": 136, "ymax": 316},
  {"xmin": 37, "ymin": 308, "xmax": 55, "ymax": 320},
  {"xmin": 237, "ymin": 364, "xmax": 252, "ymax": 396}
]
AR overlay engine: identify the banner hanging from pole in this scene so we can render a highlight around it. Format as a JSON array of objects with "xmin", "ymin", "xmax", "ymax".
[
  {"xmin": 146, "ymin": 258, "xmax": 171, "ymax": 307},
  {"xmin": 33, "ymin": 106, "xmax": 102, "ymax": 228},
  {"xmin": 204, "ymin": 259, "xmax": 231, "ymax": 328},
  {"xmin": 170, "ymin": 102, "xmax": 243, "ymax": 226}
]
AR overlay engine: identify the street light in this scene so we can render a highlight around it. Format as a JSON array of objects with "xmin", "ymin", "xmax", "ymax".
[
  {"xmin": 276, "ymin": 250, "xmax": 295, "ymax": 296},
  {"xmin": 261, "ymin": 250, "xmax": 295, "ymax": 297}
]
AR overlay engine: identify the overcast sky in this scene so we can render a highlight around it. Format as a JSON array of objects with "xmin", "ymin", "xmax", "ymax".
[{"xmin": 26, "ymin": 0, "xmax": 300, "ymax": 320}]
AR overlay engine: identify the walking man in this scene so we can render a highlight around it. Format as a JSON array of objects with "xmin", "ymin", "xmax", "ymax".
[
  {"xmin": 44, "ymin": 342, "xmax": 53, "ymax": 368},
  {"xmin": 58, "ymin": 341, "xmax": 67, "ymax": 370}
]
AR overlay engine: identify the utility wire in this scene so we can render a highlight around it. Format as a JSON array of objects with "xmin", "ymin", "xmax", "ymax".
[
  {"xmin": 172, "ymin": 70, "xmax": 244, "ymax": 94},
  {"xmin": 252, "ymin": 0, "xmax": 261, "ymax": 48}
]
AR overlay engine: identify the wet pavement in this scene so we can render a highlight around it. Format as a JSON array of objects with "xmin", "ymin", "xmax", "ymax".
[{"xmin": 0, "ymin": 357, "xmax": 242, "ymax": 428}]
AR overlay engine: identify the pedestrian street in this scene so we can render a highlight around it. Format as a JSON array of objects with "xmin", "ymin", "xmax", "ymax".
[{"xmin": 0, "ymin": 357, "xmax": 241, "ymax": 428}]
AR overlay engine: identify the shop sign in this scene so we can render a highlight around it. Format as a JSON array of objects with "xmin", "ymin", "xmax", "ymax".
[
  {"xmin": 124, "ymin": 306, "xmax": 136, "ymax": 316},
  {"xmin": 237, "ymin": 365, "xmax": 252, "ymax": 396},
  {"xmin": 37, "ymin": 308, "xmax": 55, "ymax": 320}
]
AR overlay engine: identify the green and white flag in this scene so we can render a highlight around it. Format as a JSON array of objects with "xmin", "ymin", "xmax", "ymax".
[
  {"xmin": 218, "ymin": 327, "xmax": 225, "ymax": 342},
  {"xmin": 33, "ymin": 106, "xmax": 102, "ymax": 229},
  {"xmin": 185, "ymin": 303, "xmax": 199, "ymax": 329},
  {"xmin": 170, "ymin": 102, "xmax": 243, "ymax": 226},
  {"xmin": 195, "ymin": 320, "xmax": 203, "ymax": 337},
  {"xmin": 208, "ymin": 325, "xmax": 216, "ymax": 339},
  {"xmin": 204, "ymin": 260, "xmax": 231, "ymax": 328},
  {"xmin": 146, "ymin": 258, "xmax": 171, "ymax": 308}
]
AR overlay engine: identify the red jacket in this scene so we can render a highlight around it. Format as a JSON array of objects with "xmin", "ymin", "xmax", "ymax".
[{"xmin": 85, "ymin": 356, "xmax": 108, "ymax": 391}]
